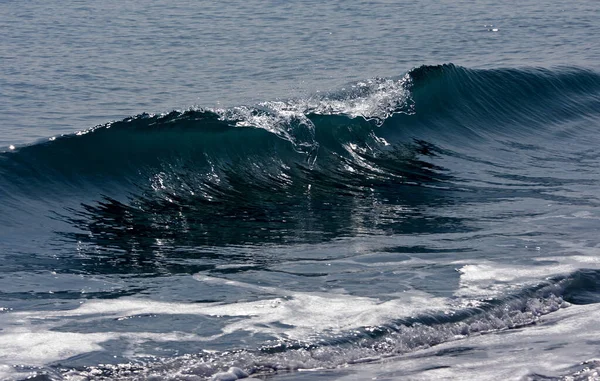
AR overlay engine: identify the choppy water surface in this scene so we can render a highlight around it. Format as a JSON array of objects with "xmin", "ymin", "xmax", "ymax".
[{"xmin": 1, "ymin": 1, "xmax": 600, "ymax": 381}]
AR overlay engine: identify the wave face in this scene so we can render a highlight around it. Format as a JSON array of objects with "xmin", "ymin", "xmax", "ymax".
[
  {"xmin": 2, "ymin": 64, "xmax": 600, "ymax": 380},
  {"xmin": 2, "ymin": 64, "xmax": 600, "ymax": 248}
]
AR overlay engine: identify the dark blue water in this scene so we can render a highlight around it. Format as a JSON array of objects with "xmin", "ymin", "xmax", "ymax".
[{"xmin": 2, "ymin": 1, "xmax": 600, "ymax": 380}]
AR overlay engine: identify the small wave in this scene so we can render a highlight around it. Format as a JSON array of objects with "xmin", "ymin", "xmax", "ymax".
[
  {"xmin": 2, "ymin": 64, "xmax": 599, "ymax": 189},
  {"xmin": 1, "ymin": 64, "xmax": 599, "ymax": 252}
]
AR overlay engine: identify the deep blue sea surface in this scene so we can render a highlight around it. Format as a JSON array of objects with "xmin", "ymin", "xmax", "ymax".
[{"xmin": 2, "ymin": 1, "xmax": 600, "ymax": 380}]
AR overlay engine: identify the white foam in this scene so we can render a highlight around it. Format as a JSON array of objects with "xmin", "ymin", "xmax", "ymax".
[
  {"xmin": 253, "ymin": 74, "xmax": 413, "ymax": 122},
  {"xmin": 218, "ymin": 104, "xmax": 318, "ymax": 155},
  {"xmin": 209, "ymin": 74, "xmax": 413, "ymax": 157},
  {"xmin": 211, "ymin": 367, "xmax": 248, "ymax": 381},
  {"xmin": 0, "ymin": 321, "xmax": 210, "ymax": 367},
  {"xmin": 454, "ymin": 261, "xmax": 575, "ymax": 299},
  {"xmin": 195, "ymin": 275, "xmax": 449, "ymax": 340},
  {"xmin": 0, "ymin": 364, "xmax": 18, "ymax": 381},
  {"xmin": 0, "ymin": 275, "xmax": 448, "ymax": 369},
  {"xmin": 0, "ymin": 331, "xmax": 106, "ymax": 366},
  {"xmin": 203, "ymin": 291, "xmax": 442, "ymax": 340},
  {"xmin": 0, "ymin": 297, "xmax": 223, "ymax": 367},
  {"xmin": 328, "ymin": 303, "xmax": 600, "ymax": 380},
  {"xmin": 0, "ymin": 262, "xmax": 578, "ymax": 376}
]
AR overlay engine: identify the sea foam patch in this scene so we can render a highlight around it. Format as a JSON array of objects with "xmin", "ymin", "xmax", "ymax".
[
  {"xmin": 0, "ymin": 275, "xmax": 448, "ymax": 371},
  {"xmin": 0, "ymin": 331, "xmax": 106, "ymax": 365},
  {"xmin": 453, "ymin": 237, "xmax": 600, "ymax": 301},
  {"xmin": 193, "ymin": 275, "xmax": 449, "ymax": 340},
  {"xmin": 454, "ymin": 261, "xmax": 576, "ymax": 300},
  {"xmin": 325, "ymin": 302, "xmax": 600, "ymax": 381}
]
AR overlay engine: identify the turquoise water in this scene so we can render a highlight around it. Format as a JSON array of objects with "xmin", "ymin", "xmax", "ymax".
[{"xmin": 1, "ymin": 2, "xmax": 600, "ymax": 380}]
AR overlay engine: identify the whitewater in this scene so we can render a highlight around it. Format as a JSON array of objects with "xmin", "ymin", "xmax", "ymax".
[{"xmin": 2, "ymin": 1, "xmax": 600, "ymax": 381}]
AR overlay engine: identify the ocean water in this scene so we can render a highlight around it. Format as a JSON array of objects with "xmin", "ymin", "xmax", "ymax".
[{"xmin": 1, "ymin": 1, "xmax": 600, "ymax": 380}]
